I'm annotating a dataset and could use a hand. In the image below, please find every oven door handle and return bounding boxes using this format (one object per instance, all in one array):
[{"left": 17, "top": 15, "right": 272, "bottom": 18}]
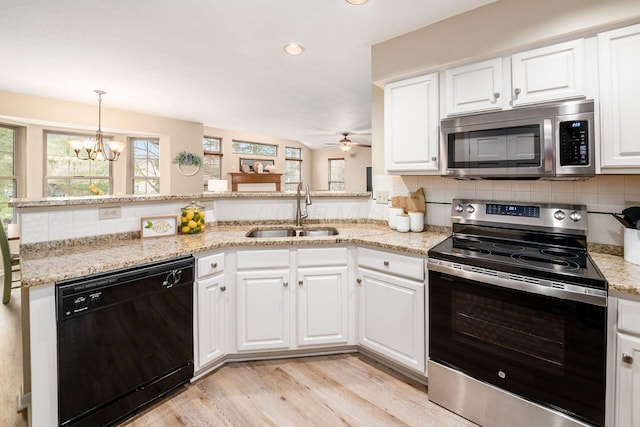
[{"left": 427, "top": 259, "right": 607, "bottom": 307}]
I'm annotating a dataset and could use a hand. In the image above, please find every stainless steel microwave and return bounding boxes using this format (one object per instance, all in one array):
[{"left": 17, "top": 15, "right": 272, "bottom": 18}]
[{"left": 440, "top": 100, "right": 595, "bottom": 179}]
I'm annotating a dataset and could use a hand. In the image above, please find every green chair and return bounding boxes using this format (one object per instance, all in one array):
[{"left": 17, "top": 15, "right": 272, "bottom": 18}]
[{"left": 1, "top": 225, "right": 19, "bottom": 304}]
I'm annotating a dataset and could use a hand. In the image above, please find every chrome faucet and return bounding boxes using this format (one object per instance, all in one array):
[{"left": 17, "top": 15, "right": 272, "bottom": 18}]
[{"left": 295, "top": 181, "right": 312, "bottom": 226}]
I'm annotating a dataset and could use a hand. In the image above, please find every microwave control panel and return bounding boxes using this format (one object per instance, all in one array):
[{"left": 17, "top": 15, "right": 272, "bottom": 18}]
[{"left": 559, "top": 120, "right": 589, "bottom": 166}]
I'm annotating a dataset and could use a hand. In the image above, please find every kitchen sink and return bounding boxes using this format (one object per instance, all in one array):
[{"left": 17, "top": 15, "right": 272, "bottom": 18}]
[
  {"left": 245, "top": 228, "right": 297, "bottom": 238},
  {"left": 245, "top": 227, "right": 339, "bottom": 238},
  {"left": 298, "top": 227, "right": 339, "bottom": 237}
]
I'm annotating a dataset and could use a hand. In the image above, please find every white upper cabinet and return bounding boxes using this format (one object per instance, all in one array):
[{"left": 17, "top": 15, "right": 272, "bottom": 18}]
[
  {"left": 511, "top": 39, "right": 586, "bottom": 106},
  {"left": 445, "top": 58, "right": 504, "bottom": 115},
  {"left": 384, "top": 72, "right": 440, "bottom": 174},
  {"left": 598, "top": 24, "right": 640, "bottom": 170},
  {"left": 444, "top": 39, "right": 586, "bottom": 116}
]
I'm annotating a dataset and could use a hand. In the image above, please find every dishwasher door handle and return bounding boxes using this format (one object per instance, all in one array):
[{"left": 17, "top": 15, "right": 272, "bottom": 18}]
[{"left": 163, "top": 269, "right": 183, "bottom": 288}]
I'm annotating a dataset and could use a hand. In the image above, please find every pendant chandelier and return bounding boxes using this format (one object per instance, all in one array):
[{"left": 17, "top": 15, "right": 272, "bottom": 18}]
[{"left": 70, "top": 90, "right": 124, "bottom": 161}]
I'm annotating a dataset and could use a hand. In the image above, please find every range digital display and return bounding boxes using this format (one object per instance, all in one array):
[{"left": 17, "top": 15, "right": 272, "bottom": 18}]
[{"left": 486, "top": 203, "right": 540, "bottom": 218}]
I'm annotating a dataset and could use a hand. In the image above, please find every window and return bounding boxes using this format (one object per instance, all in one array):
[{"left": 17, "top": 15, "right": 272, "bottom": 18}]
[
  {"left": 131, "top": 138, "right": 160, "bottom": 194},
  {"left": 0, "top": 125, "right": 18, "bottom": 224},
  {"left": 284, "top": 147, "right": 302, "bottom": 192},
  {"left": 329, "top": 158, "right": 345, "bottom": 191},
  {"left": 231, "top": 140, "right": 277, "bottom": 157},
  {"left": 45, "top": 131, "right": 111, "bottom": 197},
  {"left": 203, "top": 136, "right": 222, "bottom": 189}
]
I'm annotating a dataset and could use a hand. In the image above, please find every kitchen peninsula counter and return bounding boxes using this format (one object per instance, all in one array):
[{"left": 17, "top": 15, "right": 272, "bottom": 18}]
[{"left": 18, "top": 222, "right": 640, "bottom": 299}]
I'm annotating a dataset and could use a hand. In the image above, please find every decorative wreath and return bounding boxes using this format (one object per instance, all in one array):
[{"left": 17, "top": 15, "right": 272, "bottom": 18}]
[{"left": 173, "top": 151, "right": 203, "bottom": 176}]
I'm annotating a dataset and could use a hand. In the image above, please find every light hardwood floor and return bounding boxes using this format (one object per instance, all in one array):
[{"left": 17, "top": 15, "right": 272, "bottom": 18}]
[
  {"left": 1, "top": 285, "right": 472, "bottom": 426},
  {"left": 0, "top": 287, "right": 28, "bottom": 427},
  {"left": 126, "top": 355, "right": 474, "bottom": 427}
]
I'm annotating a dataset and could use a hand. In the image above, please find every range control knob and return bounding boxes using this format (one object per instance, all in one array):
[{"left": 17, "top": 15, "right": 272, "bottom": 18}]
[
  {"left": 455, "top": 203, "right": 464, "bottom": 213},
  {"left": 569, "top": 211, "right": 582, "bottom": 222},
  {"left": 466, "top": 205, "right": 476, "bottom": 214},
  {"left": 554, "top": 210, "right": 566, "bottom": 221}
]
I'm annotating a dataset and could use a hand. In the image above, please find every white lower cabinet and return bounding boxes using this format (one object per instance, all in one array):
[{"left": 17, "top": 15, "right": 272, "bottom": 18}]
[
  {"left": 616, "top": 333, "right": 640, "bottom": 427},
  {"left": 357, "top": 267, "right": 425, "bottom": 373},
  {"left": 236, "top": 268, "right": 291, "bottom": 352},
  {"left": 196, "top": 273, "right": 227, "bottom": 370},
  {"left": 297, "top": 265, "right": 349, "bottom": 347},
  {"left": 615, "top": 298, "right": 640, "bottom": 427}
]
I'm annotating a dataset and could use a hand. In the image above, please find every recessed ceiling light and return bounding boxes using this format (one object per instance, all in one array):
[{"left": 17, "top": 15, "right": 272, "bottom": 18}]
[
  {"left": 284, "top": 44, "right": 304, "bottom": 55},
  {"left": 346, "top": 0, "right": 368, "bottom": 4}
]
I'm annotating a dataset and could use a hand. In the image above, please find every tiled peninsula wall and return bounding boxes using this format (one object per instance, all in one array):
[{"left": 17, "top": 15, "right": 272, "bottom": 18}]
[
  {"left": 371, "top": 175, "right": 640, "bottom": 246},
  {"left": 16, "top": 195, "right": 372, "bottom": 244}
]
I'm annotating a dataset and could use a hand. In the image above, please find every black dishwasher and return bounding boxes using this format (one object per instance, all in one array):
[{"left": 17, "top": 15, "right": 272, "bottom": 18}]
[{"left": 56, "top": 256, "right": 194, "bottom": 426}]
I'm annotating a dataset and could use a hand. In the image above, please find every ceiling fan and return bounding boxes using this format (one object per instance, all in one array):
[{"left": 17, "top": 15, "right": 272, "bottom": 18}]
[{"left": 324, "top": 132, "right": 371, "bottom": 152}]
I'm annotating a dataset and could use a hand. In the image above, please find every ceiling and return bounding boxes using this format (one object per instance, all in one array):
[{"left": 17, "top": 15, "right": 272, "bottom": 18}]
[{"left": 0, "top": 0, "right": 494, "bottom": 149}]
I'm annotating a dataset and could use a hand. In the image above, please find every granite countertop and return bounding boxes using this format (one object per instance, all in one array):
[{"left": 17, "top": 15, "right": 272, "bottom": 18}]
[
  {"left": 9, "top": 191, "right": 371, "bottom": 208},
  {"left": 591, "top": 252, "right": 640, "bottom": 298},
  {"left": 19, "top": 223, "right": 448, "bottom": 287},
  {"left": 19, "top": 222, "right": 640, "bottom": 299}
]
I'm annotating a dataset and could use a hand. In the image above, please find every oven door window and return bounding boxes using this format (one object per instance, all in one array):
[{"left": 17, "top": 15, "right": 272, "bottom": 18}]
[
  {"left": 429, "top": 271, "right": 606, "bottom": 426},
  {"left": 447, "top": 125, "right": 541, "bottom": 169}
]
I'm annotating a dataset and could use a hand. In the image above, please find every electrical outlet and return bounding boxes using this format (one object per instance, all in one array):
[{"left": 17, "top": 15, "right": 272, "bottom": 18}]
[
  {"left": 376, "top": 191, "right": 389, "bottom": 204},
  {"left": 202, "top": 201, "right": 214, "bottom": 210},
  {"left": 99, "top": 206, "right": 122, "bottom": 220}
]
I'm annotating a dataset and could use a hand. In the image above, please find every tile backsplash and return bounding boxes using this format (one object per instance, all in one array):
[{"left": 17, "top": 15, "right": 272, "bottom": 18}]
[{"left": 372, "top": 174, "right": 640, "bottom": 245}]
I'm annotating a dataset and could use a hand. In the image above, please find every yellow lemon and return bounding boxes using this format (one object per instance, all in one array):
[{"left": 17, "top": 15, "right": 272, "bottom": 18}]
[
  {"left": 184, "top": 210, "right": 195, "bottom": 220},
  {"left": 188, "top": 220, "right": 198, "bottom": 229},
  {"left": 181, "top": 226, "right": 190, "bottom": 233}
]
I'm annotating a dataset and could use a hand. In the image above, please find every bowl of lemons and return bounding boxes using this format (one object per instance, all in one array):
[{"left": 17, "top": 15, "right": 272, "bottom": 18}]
[{"left": 179, "top": 201, "right": 205, "bottom": 234}]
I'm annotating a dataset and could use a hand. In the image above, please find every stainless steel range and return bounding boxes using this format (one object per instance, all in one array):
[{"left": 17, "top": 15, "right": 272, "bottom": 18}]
[{"left": 427, "top": 199, "right": 607, "bottom": 427}]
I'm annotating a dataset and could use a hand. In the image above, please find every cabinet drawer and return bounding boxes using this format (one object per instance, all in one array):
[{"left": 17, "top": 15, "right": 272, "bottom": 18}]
[
  {"left": 197, "top": 253, "right": 225, "bottom": 279},
  {"left": 297, "top": 247, "right": 347, "bottom": 267},
  {"left": 358, "top": 247, "right": 424, "bottom": 281},
  {"left": 237, "top": 249, "right": 290, "bottom": 269},
  {"left": 618, "top": 299, "right": 640, "bottom": 335}
]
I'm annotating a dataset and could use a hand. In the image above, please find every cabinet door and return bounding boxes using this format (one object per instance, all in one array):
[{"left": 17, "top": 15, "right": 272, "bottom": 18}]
[
  {"left": 444, "top": 57, "right": 504, "bottom": 115},
  {"left": 384, "top": 73, "right": 439, "bottom": 174},
  {"left": 358, "top": 268, "right": 425, "bottom": 373},
  {"left": 196, "top": 274, "right": 227, "bottom": 370},
  {"left": 616, "top": 333, "right": 640, "bottom": 427},
  {"left": 599, "top": 24, "right": 640, "bottom": 169},
  {"left": 236, "top": 269, "right": 290, "bottom": 351},
  {"left": 511, "top": 39, "right": 585, "bottom": 106},
  {"left": 297, "top": 266, "right": 349, "bottom": 347}
]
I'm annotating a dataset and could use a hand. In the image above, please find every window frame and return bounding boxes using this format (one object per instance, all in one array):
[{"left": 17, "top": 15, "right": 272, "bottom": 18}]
[
  {"left": 0, "top": 123, "right": 21, "bottom": 225},
  {"left": 129, "top": 137, "right": 160, "bottom": 195},
  {"left": 284, "top": 146, "right": 302, "bottom": 192},
  {"left": 43, "top": 130, "right": 114, "bottom": 197},
  {"left": 328, "top": 157, "right": 345, "bottom": 191},
  {"left": 231, "top": 140, "right": 278, "bottom": 157},
  {"left": 203, "top": 136, "right": 223, "bottom": 189}
]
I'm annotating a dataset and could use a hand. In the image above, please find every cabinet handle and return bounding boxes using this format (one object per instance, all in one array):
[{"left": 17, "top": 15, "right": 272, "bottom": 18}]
[
  {"left": 283, "top": 282, "right": 288, "bottom": 287},
  {"left": 220, "top": 285, "right": 226, "bottom": 292},
  {"left": 383, "top": 261, "right": 390, "bottom": 267},
  {"left": 211, "top": 262, "right": 218, "bottom": 269},
  {"left": 356, "top": 278, "right": 362, "bottom": 285},
  {"left": 493, "top": 91, "right": 500, "bottom": 99},
  {"left": 298, "top": 280, "right": 303, "bottom": 286},
  {"left": 514, "top": 88, "right": 521, "bottom": 96},
  {"left": 622, "top": 353, "right": 634, "bottom": 364}
]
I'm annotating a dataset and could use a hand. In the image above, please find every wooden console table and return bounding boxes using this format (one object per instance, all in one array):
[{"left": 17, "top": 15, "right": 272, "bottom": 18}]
[{"left": 229, "top": 173, "right": 283, "bottom": 191}]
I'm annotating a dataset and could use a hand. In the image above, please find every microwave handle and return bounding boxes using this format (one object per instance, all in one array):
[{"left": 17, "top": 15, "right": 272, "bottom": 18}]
[{"left": 543, "top": 118, "right": 554, "bottom": 173}]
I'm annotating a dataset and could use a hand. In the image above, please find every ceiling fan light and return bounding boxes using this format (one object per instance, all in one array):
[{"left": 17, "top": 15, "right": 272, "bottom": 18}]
[{"left": 339, "top": 144, "right": 352, "bottom": 152}]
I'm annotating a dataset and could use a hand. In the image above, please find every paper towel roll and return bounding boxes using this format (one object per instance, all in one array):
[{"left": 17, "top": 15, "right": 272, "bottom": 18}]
[{"left": 208, "top": 179, "right": 228, "bottom": 192}]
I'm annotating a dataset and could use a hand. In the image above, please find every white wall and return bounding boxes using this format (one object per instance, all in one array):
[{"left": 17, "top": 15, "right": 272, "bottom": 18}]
[{"left": 310, "top": 147, "right": 372, "bottom": 192}]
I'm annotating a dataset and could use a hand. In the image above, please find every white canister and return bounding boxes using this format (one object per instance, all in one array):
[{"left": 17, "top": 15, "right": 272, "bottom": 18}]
[
  {"left": 624, "top": 228, "right": 640, "bottom": 265},
  {"left": 388, "top": 207, "right": 405, "bottom": 229},
  {"left": 396, "top": 214, "right": 411, "bottom": 233},
  {"left": 409, "top": 211, "right": 424, "bottom": 232}
]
